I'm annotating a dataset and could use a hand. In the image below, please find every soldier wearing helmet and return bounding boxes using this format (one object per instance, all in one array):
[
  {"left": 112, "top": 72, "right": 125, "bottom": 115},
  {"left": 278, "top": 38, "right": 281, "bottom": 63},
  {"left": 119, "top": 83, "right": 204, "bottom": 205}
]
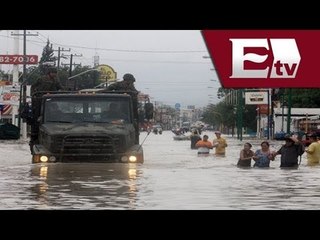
[
  {"left": 31, "top": 66, "right": 63, "bottom": 94},
  {"left": 106, "top": 73, "right": 138, "bottom": 92},
  {"left": 106, "top": 73, "right": 140, "bottom": 144},
  {"left": 106, "top": 73, "right": 139, "bottom": 115}
]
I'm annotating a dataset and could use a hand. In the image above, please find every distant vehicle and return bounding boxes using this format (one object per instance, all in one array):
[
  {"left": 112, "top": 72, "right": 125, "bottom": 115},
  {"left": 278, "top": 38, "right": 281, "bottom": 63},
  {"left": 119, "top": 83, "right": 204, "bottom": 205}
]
[
  {"left": 274, "top": 131, "right": 286, "bottom": 140},
  {"left": 152, "top": 124, "right": 162, "bottom": 134},
  {"left": 203, "top": 125, "right": 214, "bottom": 131},
  {"left": 182, "top": 122, "right": 190, "bottom": 132},
  {"left": 173, "top": 135, "right": 189, "bottom": 141},
  {"left": 0, "top": 122, "right": 20, "bottom": 140}
]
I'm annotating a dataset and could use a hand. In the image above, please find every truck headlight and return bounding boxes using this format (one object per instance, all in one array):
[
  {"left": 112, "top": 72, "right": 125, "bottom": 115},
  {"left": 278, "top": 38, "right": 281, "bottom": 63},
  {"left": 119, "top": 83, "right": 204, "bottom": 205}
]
[
  {"left": 121, "top": 156, "right": 128, "bottom": 162},
  {"left": 129, "top": 156, "right": 137, "bottom": 162},
  {"left": 40, "top": 156, "right": 48, "bottom": 163}
]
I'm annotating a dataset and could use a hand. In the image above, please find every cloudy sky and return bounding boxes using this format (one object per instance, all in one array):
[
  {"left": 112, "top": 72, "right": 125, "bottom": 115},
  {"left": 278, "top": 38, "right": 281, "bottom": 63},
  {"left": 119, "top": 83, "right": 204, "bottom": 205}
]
[{"left": 0, "top": 30, "right": 220, "bottom": 108}]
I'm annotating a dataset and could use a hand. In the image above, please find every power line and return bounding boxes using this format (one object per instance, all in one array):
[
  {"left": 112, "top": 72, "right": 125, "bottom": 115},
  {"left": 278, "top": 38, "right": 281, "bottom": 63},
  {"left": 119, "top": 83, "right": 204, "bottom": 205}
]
[
  {"left": 37, "top": 32, "right": 50, "bottom": 42},
  {"left": 0, "top": 34, "right": 206, "bottom": 54},
  {"left": 51, "top": 43, "right": 207, "bottom": 53},
  {"left": 76, "top": 56, "right": 212, "bottom": 64}
]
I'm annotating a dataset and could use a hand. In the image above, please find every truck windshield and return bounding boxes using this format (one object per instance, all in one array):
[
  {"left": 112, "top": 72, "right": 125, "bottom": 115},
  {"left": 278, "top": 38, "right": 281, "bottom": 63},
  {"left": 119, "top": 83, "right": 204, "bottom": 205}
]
[{"left": 44, "top": 97, "right": 131, "bottom": 123}]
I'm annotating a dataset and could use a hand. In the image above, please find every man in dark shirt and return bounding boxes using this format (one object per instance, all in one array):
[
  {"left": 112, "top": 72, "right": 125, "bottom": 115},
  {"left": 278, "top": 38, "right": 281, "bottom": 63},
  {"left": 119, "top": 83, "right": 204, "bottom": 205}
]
[
  {"left": 273, "top": 134, "right": 305, "bottom": 168},
  {"left": 190, "top": 129, "right": 202, "bottom": 149}
]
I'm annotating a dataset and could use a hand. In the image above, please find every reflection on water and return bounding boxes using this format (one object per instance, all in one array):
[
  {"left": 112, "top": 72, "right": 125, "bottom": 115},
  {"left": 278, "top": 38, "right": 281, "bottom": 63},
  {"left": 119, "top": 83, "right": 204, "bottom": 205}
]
[
  {"left": 2, "top": 131, "right": 320, "bottom": 209},
  {"left": 29, "top": 163, "right": 142, "bottom": 209}
]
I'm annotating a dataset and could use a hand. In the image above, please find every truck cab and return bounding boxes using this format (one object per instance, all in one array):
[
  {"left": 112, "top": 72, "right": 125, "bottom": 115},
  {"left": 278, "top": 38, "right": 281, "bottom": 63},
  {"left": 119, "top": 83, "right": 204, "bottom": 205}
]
[{"left": 27, "top": 90, "right": 153, "bottom": 164}]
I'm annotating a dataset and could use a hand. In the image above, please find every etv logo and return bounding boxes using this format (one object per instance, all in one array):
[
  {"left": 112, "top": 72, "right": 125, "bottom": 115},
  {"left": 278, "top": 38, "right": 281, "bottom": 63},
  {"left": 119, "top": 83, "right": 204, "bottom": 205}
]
[{"left": 230, "top": 39, "right": 301, "bottom": 78}]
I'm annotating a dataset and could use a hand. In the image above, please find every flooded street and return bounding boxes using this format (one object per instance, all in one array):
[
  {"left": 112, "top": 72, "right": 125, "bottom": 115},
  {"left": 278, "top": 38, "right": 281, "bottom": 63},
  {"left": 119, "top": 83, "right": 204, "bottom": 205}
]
[{"left": 1, "top": 130, "right": 320, "bottom": 209}]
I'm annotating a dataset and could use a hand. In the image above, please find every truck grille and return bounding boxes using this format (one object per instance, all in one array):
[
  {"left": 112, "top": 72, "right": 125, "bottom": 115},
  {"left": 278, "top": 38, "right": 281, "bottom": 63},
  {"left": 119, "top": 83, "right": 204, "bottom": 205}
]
[{"left": 51, "top": 134, "right": 125, "bottom": 154}]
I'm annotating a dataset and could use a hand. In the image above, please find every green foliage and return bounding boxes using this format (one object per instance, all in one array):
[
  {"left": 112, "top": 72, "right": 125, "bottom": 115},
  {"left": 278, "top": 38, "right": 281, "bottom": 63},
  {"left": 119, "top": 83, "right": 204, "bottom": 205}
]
[
  {"left": 286, "top": 89, "right": 320, "bottom": 108},
  {"left": 57, "top": 66, "right": 69, "bottom": 89},
  {"left": 26, "top": 66, "right": 41, "bottom": 85},
  {"left": 271, "top": 88, "right": 285, "bottom": 101},
  {"left": 39, "top": 40, "right": 57, "bottom": 75},
  {"left": 242, "top": 105, "right": 257, "bottom": 132},
  {"left": 202, "top": 99, "right": 257, "bottom": 132},
  {"left": 71, "top": 65, "right": 100, "bottom": 90},
  {"left": 217, "top": 87, "right": 232, "bottom": 99},
  {"left": 202, "top": 102, "right": 236, "bottom": 129},
  {"left": 26, "top": 38, "right": 100, "bottom": 90}
]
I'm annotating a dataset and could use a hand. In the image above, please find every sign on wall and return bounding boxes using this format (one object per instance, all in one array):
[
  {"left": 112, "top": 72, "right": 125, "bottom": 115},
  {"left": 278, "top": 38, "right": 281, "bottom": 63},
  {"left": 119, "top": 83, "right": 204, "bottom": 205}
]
[
  {"left": 0, "top": 55, "right": 38, "bottom": 64},
  {"left": 245, "top": 92, "right": 268, "bottom": 105}
]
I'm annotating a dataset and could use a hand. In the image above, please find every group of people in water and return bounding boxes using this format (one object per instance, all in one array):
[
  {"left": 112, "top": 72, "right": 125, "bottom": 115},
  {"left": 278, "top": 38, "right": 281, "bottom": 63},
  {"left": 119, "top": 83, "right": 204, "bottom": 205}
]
[
  {"left": 191, "top": 130, "right": 320, "bottom": 168},
  {"left": 238, "top": 133, "right": 320, "bottom": 168},
  {"left": 191, "top": 130, "right": 228, "bottom": 156}
]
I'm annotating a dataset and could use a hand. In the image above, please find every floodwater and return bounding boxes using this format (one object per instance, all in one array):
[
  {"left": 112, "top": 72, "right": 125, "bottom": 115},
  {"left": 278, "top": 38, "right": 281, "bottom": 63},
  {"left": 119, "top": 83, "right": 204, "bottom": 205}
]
[{"left": 1, "top": 130, "right": 320, "bottom": 209}]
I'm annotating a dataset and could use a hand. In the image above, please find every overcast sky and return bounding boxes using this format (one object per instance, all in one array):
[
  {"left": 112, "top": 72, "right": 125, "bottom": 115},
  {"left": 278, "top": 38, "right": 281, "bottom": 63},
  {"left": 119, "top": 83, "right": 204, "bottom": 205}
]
[{"left": 0, "top": 30, "right": 220, "bottom": 108}]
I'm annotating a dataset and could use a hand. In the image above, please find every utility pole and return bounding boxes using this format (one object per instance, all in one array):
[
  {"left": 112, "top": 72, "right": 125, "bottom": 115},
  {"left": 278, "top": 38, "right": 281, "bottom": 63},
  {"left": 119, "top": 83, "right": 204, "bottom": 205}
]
[
  {"left": 281, "top": 94, "right": 284, "bottom": 131},
  {"left": 53, "top": 47, "right": 71, "bottom": 71},
  {"left": 287, "top": 88, "right": 292, "bottom": 134},
  {"left": 270, "top": 89, "right": 274, "bottom": 139},
  {"left": 236, "top": 89, "right": 244, "bottom": 141},
  {"left": 61, "top": 53, "right": 82, "bottom": 77},
  {"left": 267, "top": 88, "right": 270, "bottom": 140},
  {"left": 12, "top": 30, "right": 19, "bottom": 85},
  {"left": 10, "top": 30, "right": 19, "bottom": 127},
  {"left": 69, "top": 54, "right": 73, "bottom": 77},
  {"left": 61, "top": 53, "right": 82, "bottom": 90},
  {"left": 11, "top": 30, "right": 38, "bottom": 139}
]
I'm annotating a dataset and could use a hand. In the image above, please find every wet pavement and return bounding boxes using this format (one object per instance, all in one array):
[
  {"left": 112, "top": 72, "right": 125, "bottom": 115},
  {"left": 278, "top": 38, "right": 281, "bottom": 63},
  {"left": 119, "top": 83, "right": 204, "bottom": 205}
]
[{"left": 1, "top": 131, "right": 320, "bottom": 209}]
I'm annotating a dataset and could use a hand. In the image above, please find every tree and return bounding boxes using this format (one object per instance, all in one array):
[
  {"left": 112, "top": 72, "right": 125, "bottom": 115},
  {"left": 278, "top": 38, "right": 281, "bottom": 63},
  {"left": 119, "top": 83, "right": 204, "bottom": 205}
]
[
  {"left": 69, "top": 65, "right": 100, "bottom": 90},
  {"left": 26, "top": 66, "right": 41, "bottom": 85},
  {"left": 288, "top": 89, "right": 320, "bottom": 108},
  {"left": 217, "top": 87, "right": 231, "bottom": 99},
  {"left": 39, "top": 40, "right": 57, "bottom": 75},
  {"left": 202, "top": 102, "right": 235, "bottom": 132},
  {"left": 202, "top": 100, "right": 256, "bottom": 134},
  {"left": 272, "top": 89, "right": 320, "bottom": 108},
  {"left": 242, "top": 105, "right": 257, "bottom": 133}
]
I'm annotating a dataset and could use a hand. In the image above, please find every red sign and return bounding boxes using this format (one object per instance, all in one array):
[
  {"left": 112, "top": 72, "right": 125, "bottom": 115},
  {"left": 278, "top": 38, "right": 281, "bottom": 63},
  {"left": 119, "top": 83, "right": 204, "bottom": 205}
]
[
  {"left": 0, "top": 55, "right": 38, "bottom": 64},
  {"left": 257, "top": 104, "right": 269, "bottom": 115},
  {"left": 202, "top": 30, "right": 320, "bottom": 88}
]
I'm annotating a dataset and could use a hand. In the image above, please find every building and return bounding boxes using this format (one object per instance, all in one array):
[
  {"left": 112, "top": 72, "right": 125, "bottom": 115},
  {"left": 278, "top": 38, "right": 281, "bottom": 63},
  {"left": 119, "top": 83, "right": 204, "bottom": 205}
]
[{"left": 273, "top": 107, "right": 320, "bottom": 133}]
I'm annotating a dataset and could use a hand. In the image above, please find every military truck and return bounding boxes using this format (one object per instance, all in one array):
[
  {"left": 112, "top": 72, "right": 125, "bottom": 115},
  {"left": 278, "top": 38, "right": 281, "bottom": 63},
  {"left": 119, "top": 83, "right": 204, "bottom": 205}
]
[{"left": 25, "top": 89, "right": 153, "bottom": 164}]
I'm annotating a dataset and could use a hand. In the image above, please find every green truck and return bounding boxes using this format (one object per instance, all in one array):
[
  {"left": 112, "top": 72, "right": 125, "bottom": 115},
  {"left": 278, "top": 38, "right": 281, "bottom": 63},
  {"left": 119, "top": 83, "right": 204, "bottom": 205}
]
[{"left": 25, "top": 89, "right": 153, "bottom": 164}]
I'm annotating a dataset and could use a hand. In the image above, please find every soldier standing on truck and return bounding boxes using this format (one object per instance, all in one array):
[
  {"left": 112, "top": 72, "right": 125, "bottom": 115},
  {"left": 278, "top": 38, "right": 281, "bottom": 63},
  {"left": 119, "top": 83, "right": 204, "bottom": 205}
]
[
  {"left": 106, "top": 73, "right": 138, "bottom": 92},
  {"left": 31, "top": 66, "right": 63, "bottom": 94},
  {"left": 106, "top": 73, "right": 140, "bottom": 144}
]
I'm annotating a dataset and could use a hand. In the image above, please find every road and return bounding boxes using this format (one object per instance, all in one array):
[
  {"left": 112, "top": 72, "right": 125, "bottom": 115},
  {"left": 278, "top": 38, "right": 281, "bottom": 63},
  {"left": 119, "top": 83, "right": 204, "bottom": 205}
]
[{"left": 0, "top": 131, "right": 320, "bottom": 209}]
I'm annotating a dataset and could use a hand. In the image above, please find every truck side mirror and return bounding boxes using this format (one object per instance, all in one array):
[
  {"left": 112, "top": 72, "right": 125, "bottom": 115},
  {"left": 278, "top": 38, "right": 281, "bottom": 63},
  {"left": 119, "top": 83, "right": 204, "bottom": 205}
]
[{"left": 144, "top": 103, "right": 154, "bottom": 120}]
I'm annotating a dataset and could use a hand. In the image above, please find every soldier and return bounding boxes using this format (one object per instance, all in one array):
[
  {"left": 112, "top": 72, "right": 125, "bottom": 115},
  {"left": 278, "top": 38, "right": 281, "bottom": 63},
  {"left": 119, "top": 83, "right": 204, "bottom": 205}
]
[
  {"left": 31, "top": 66, "right": 63, "bottom": 94},
  {"left": 106, "top": 73, "right": 140, "bottom": 144},
  {"left": 106, "top": 73, "right": 138, "bottom": 92}
]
